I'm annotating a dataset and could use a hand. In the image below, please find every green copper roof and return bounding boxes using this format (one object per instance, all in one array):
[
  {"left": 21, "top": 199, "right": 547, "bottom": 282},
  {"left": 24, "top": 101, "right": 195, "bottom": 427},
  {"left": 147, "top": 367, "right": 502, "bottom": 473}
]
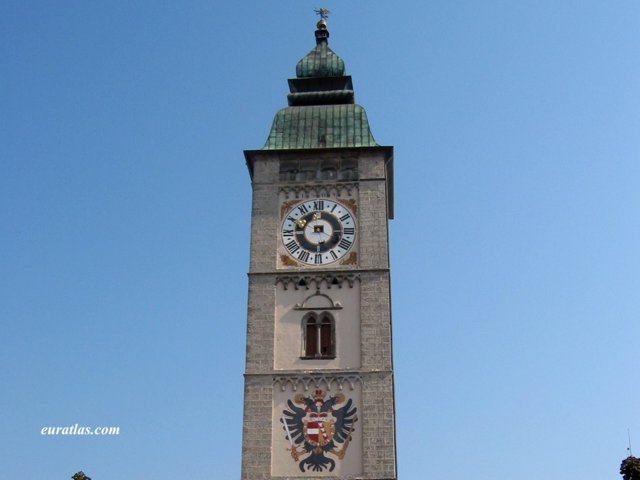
[
  {"left": 262, "top": 21, "right": 378, "bottom": 150},
  {"left": 296, "top": 36, "right": 345, "bottom": 78},
  {"left": 263, "top": 104, "right": 377, "bottom": 150}
]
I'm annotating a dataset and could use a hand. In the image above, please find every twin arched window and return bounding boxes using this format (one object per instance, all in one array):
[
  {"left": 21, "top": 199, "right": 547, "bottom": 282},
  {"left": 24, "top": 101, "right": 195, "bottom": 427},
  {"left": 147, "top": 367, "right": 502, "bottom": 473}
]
[{"left": 302, "top": 313, "right": 335, "bottom": 359}]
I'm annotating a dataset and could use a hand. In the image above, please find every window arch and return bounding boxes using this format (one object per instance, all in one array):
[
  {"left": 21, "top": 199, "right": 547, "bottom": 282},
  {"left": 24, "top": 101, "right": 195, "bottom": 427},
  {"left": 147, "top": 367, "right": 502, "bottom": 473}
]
[{"left": 302, "top": 312, "right": 335, "bottom": 359}]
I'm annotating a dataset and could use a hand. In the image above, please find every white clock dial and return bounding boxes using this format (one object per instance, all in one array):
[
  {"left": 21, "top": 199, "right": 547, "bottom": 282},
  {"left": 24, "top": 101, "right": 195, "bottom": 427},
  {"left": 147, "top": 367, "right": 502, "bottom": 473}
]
[{"left": 281, "top": 198, "right": 356, "bottom": 266}]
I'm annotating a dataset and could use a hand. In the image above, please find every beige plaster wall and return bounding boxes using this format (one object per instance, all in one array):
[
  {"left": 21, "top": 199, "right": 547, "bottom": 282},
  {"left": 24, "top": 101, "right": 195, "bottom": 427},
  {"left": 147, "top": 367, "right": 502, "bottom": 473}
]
[
  {"left": 271, "top": 380, "right": 363, "bottom": 477},
  {"left": 274, "top": 280, "right": 361, "bottom": 370}
]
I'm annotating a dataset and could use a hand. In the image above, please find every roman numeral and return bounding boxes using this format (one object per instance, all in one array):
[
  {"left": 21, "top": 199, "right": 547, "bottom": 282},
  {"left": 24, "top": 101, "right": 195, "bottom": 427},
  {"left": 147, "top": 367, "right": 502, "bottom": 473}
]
[
  {"left": 313, "top": 200, "right": 324, "bottom": 211},
  {"left": 285, "top": 240, "right": 299, "bottom": 254},
  {"left": 298, "top": 250, "right": 310, "bottom": 262},
  {"left": 339, "top": 213, "right": 351, "bottom": 222},
  {"left": 282, "top": 229, "right": 294, "bottom": 237},
  {"left": 314, "top": 254, "right": 323, "bottom": 265},
  {"left": 343, "top": 227, "right": 355, "bottom": 235},
  {"left": 297, "top": 204, "right": 309, "bottom": 215},
  {"left": 338, "top": 238, "right": 352, "bottom": 250},
  {"left": 330, "top": 203, "right": 338, "bottom": 213},
  {"left": 330, "top": 251, "right": 338, "bottom": 260}
]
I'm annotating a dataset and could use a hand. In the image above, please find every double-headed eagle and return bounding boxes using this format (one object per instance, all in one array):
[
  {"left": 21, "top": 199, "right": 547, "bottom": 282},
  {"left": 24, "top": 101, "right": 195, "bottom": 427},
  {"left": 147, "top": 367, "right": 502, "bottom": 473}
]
[{"left": 281, "top": 389, "right": 358, "bottom": 472}]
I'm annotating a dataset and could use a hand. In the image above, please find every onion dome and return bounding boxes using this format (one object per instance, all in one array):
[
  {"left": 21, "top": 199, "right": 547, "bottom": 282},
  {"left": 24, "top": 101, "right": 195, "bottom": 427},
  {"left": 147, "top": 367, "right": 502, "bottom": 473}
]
[
  {"left": 295, "top": 20, "right": 345, "bottom": 78},
  {"left": 262, "top": 18, "right": 378, "bottom": 150}
]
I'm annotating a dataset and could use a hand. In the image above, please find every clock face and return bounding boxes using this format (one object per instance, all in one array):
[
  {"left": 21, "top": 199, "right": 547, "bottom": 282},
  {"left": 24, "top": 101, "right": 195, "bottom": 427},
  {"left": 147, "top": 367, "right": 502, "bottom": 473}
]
[{"left": 281, "top": 198, "right": 356, "bottom": 266}]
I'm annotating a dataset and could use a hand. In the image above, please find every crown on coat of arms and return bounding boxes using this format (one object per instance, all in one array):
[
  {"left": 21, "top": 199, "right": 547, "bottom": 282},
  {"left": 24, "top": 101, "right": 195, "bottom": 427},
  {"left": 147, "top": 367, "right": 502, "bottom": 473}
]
[{"left": 313, "top": 389, "right": 326, "bottom": 402}]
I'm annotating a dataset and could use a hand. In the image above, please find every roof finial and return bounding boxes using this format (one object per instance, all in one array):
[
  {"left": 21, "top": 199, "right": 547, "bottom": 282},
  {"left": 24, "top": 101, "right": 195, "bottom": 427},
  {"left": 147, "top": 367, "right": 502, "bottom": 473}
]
[{"left": 314, "top": 8, "right": 330, "bottom": 30}]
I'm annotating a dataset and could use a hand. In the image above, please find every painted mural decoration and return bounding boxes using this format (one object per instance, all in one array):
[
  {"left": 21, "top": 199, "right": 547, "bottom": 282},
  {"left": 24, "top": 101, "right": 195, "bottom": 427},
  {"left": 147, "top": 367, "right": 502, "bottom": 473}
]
[{"left": 281, "top": 389, "right": 358, "bottom": 473}]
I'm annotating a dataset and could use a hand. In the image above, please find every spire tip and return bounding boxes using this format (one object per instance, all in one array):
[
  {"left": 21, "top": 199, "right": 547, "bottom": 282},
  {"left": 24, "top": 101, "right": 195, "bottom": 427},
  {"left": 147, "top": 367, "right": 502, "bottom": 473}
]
[{"left": 314, "top": 8, "right": 330, "bottom": 29}]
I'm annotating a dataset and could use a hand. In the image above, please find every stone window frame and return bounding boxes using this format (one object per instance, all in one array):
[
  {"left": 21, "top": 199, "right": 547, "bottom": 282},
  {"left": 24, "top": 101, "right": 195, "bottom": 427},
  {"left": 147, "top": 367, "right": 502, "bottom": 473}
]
[
  {"left": 301, "top": 311, "right": 336, "bottom": 359},
  {"left": 279, "top": 158, "right": 358, "bottom": 182}
]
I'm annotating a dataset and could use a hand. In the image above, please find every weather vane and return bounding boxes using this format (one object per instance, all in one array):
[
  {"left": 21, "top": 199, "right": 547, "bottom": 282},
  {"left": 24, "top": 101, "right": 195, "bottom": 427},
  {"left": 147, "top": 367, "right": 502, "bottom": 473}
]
[{"left": 314, "top": 8, "right": 330, "bottom": 21}]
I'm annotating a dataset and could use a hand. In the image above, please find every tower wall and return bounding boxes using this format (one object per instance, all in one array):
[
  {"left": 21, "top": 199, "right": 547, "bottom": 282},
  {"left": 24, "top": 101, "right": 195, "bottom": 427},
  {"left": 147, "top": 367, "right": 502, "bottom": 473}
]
[{"left": 240, "top": 22, "right": 396, "bottom": 480}]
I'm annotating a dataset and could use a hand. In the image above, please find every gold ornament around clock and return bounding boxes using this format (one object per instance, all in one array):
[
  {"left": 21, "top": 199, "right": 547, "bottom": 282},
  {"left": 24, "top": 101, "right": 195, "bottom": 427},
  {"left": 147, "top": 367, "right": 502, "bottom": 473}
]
[{"left": 280, "top": 198, "right": 356, "bottom": 266}]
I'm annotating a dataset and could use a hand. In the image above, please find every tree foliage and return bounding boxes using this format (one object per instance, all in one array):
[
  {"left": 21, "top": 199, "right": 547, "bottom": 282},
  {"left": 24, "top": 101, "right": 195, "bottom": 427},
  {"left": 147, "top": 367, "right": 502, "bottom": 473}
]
[
  {"left": 621, "top": 456, "right": 640, "bottom": 480},
  {"left": 71, "top": 472, "right": 91, "bottom": 480}
]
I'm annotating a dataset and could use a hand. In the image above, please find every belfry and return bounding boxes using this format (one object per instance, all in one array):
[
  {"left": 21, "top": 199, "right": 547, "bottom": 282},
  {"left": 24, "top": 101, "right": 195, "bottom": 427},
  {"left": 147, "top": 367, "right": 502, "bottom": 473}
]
[{"left": 241, "top": 12, "right": 397, "bottom": 479}]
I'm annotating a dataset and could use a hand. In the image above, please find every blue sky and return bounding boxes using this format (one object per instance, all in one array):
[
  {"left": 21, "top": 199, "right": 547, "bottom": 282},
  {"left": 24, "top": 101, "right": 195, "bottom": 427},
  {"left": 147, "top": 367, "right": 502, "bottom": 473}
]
[{"left": 1, "top": 1, "right": 639, "bottom": 479}]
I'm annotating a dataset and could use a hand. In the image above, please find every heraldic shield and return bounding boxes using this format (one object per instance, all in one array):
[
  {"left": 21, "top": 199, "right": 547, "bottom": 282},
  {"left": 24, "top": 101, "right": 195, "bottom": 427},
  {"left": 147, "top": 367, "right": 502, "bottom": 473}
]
[{"left": 281, "top": 388, "right": 358, "bottom": 472}]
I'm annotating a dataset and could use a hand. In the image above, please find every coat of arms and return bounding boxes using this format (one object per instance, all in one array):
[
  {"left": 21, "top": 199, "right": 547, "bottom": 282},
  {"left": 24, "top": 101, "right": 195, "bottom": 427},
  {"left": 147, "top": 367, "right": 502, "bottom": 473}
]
[{"left": 281, "top": 389, "right": 358, "bottom": 472}]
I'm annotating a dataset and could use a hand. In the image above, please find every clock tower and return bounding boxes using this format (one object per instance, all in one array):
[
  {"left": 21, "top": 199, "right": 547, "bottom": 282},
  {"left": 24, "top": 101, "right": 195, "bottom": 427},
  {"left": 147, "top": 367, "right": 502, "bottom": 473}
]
[{"left": 241, "top": 15, "right": 397, "bottom": 479}]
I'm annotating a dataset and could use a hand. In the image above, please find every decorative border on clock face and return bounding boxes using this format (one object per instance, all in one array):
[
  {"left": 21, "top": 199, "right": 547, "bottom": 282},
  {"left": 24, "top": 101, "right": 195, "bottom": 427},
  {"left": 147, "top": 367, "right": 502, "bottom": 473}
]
[{"left": 280, "top": 198, "right": 357, "bottom": 267}]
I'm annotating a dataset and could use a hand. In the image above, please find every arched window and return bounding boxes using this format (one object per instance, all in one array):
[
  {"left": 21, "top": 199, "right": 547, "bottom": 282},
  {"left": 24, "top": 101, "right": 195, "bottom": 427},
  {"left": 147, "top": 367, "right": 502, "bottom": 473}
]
[
  {"left": 302, "top": 313, "right": 335, "bottom": 359},
  {"left": 321, "top": 166, "right": 337, "bottom": 180}
]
